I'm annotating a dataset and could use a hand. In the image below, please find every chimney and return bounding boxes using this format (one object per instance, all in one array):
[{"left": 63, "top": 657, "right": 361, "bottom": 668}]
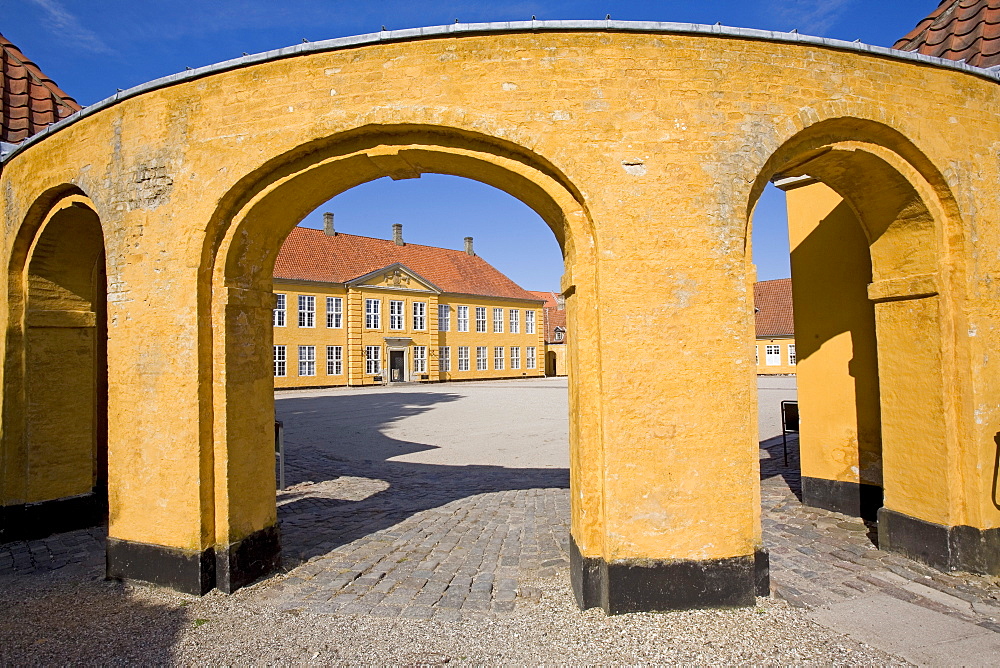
[
  {"left": 464, "top": 236, "right": 475, "bottom": 256},
  {"left": 393, "top": 223, "right": 404, "bottom": 246},
  {"left": 323, "top": 211, "right": 336, "bottom": 236}
]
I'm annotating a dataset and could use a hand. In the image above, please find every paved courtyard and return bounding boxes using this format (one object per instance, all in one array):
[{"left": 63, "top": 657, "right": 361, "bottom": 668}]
[{"left": 3, "top": 376, "right": 1000, "bottom": 663}]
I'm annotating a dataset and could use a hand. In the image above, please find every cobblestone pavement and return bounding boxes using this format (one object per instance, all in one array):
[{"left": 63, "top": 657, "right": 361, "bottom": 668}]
[
  {"left": 2, "top": 379, "right": 999, "bottom": 639},
  {"left": 267, "top": 454, "right": 569, "bottom": 619},
  {"left": 761, "top": 434, "right": 1000, "bottom": 634}
]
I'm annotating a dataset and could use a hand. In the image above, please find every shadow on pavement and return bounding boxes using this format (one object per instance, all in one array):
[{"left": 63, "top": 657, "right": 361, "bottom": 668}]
[
  {"left": 274, "top": 390, "right": 569, "bottom": 567},
  {"left": 759, "top": 433, "right": 802, "bottom": 502}
]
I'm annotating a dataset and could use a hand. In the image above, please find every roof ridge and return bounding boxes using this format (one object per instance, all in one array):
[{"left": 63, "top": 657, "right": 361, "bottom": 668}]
[
  {"left": 276, "top": 226, "right": 539, "bottom": 301},
  {"left": 294, "top": 225, "right": 471, "bottom": 255}
]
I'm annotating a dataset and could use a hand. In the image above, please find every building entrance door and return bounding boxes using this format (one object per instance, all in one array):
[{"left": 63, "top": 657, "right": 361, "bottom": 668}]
[{"left": 389, "top": 350, "right": 405, "bottom": 382}]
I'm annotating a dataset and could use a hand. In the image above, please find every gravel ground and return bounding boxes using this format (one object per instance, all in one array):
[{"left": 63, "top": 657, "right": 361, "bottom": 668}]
[{"left": 1, "top": 560, "right": 905, "bottom": 665}]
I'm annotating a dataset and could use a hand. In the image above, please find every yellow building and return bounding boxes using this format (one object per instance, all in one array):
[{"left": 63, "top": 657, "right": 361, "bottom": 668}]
[
  {"left": 529, "top": 290, "right": 568, "bottom": 377},
  {"left": 272, "top": 219, "right": 546, "bottom": 388},
  {"left": 754, "top": 279, "right": 796, "bottom": 375}
]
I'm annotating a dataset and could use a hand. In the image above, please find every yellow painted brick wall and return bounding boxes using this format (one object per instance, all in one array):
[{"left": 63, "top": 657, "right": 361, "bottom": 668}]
[{"left": 0, "top": 28, "right": 996, "bottom": 565}]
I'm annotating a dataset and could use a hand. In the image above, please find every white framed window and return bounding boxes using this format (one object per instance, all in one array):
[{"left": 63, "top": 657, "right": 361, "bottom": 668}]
[
  {"left": 298, "top": 345, "right": 316, "bottom": 376},
  {"left": 525, "top": 310, "right": 536, "bottom": 334},
  {"left": 413, "top": 346, "right": 427, "bottom": 373},
  {"left": 788, "top": 344, "right": 797, "bottom": 365},
  {"left": 365, "top": 298, "right": 381, "bottom": 329},
  {"left": 439, "top": 346, "right": 451, "bottom": 372},
  {"left": 438, "top": 304, "right": 450, "bottom": 331},
  {"left": 476, "top": 346, "right": 488, "bottom": 371},
  {"left": 327, "top": 346, "right": 343, "bottom": 375},
  {"left": 509, "top": 309, "right": 520, "bottom": 334},
  {"left": 554, "top": 327, "right": 565, "bottom": 342},
  {"left": 274, "top": 345, "right": 286, "bottom": 377},
  {"left": 766, "top": 344, "right": 781, "bottom": 366},
  {"left": 526, "top": 346, "right": 536, "bottom": 369},
  {"left": 458, "top": 346, "right": 470, "bottom": 371},
  {"left": 457, "top": 306, "right": 469, "bottom": 332},
  {"left": 510, "top": 346, "right": 521, "bottom": 369},
  {"left": 298, "top": 295, "right": 315, "bottom": 328},
  {"left": 475, "top": 307, "right": 487, "bottom": 333},
  {"left": 273, "top": 294, "right": 286, "bottom": 327},
  {"left": 365, "top": 346, "right": 381, "bottom": 374},
  {"left": 493, "top": 308, "right": 504, "bottom": 333},
  {"left": 327, "top": 297, "right": 343, "bottom": 328},
  {"left": 494, "top": 346, "right": 504, "bottom": 370},
  {"left": 390, "top": 300, "right": 404, "bottom": 330},
  {"left": 413, "top": 302, "right": 426, "bottom": 330}
]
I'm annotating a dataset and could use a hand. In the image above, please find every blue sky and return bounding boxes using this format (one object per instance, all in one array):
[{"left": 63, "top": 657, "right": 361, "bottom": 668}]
[{"left": 3, "top": 0, "right": 935, "bottom": 289}]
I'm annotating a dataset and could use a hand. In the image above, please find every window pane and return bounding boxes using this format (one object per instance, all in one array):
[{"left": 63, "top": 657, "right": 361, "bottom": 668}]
[
  {"left": 273, "top": 294, "right": 286, "bottom": 327},
  {"left": 274, "top": 345, "right": 286, "bottom": 377},
  {"left": 298, "top": 295, "right": 315, "bottom": 328}
]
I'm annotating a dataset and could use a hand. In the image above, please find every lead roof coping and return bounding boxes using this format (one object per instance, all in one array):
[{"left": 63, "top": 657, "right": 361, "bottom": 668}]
[{"left": 3, "top": 19, "right": 1000, "bottom": 164}]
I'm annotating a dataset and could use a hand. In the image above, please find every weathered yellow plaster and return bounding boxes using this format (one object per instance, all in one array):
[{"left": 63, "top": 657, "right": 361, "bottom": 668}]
[{"left": 0, "top": 30, "right": 995, "bottom": 584}]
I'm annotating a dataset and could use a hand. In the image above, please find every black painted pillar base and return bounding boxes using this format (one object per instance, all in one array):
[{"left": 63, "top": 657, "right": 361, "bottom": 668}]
[
  {"left": 106, "top": 524, "right": 281, "bottom": 596},
  {"left": 878, "top": 508, "right": 1000, "bottom": 575},
  {"left": 570, "top": 535, "right": 769, "bottom": 614},
  {"left": 801, "top": 476, "right": 883, "bottom": 521},
  {"left": 215, "top": 524, "right": 282, "bottom": 594},
  {"left": 0, "top": 491, "right": 106, "bottom": 543}
]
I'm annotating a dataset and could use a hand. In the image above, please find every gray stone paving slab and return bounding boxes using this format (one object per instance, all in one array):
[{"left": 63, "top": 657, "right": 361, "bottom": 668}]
[{"left": 811, "top": 593, "right": 1000, "bottom": 665}]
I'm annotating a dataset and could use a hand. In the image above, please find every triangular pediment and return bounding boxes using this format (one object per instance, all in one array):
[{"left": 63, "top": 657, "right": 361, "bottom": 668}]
[{"left": 347, "top": 263, "right": 441, "bottom": 293}]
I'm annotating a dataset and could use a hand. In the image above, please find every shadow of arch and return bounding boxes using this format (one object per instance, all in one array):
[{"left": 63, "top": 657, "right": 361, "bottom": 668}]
[{"left": 271, "top": 390, "right": 569, "bottom": 566}]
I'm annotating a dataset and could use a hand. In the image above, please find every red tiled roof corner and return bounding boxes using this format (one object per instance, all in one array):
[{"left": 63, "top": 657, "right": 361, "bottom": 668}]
[
  {"left": 0, "top": 32, "right": 81, "bottom": 144},
  {"left": 893, "top": 0, "right": 1000, "bottom": 68}
]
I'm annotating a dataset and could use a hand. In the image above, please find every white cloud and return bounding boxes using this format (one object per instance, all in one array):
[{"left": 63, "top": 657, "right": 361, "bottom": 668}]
[
  {"left": 770, "top": 0, "right": 856, "bottom": 36},
  {"left": 28, "top": 0, "right": 116, "bottom": 55}
]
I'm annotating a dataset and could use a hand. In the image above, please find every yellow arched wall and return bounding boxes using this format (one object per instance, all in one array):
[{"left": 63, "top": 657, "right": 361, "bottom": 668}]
[{"left": 1, "top": 26, "right": 998, "bottom": 602}]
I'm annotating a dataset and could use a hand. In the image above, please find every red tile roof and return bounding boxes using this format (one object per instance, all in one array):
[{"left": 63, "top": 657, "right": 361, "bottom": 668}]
[
  {"left": 1, "top": 32, "right": 81, "bottom": 144},
  {"left": 275, "top": 226, "right": 542, "bottom": 302},
  {"left": 754, "top": 278, "right": 794, "bottom": 338},
  {"left": 894, "top": 0, "right": 1000, "bottom": 68},
  {"left": 528, "top": 290, "right": 567, "bottom": 343}
]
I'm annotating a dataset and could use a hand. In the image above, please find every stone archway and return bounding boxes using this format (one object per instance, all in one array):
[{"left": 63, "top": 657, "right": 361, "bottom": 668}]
[
  {"left": 203, "top": 125, "right": 598, "bottom": 594},
  {"left": 0, "top": 191, "right": 108, "bottom": 541},
  {"left": 748, "top": 118, "right": 981, "bottom": 572}
]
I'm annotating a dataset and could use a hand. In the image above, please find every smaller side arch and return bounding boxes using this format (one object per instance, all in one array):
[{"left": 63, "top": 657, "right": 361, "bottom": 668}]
[
  {"left": 1, "top": 188, "right": 109, "bottom": 542},
  {"left": 746, "top": 117, "right": 990, "bottom": 575}
]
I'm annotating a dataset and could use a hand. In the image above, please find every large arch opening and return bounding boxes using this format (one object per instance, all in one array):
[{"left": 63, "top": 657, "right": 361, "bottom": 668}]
[
  {"left": 1, "top": 192, "right": 108, "bottom": 541},
  {"left": 748, "top": 118, "right": 963, "bottom": 566},
  {"left": 204, "top": 125, "right": 595, "bottom": 594}
]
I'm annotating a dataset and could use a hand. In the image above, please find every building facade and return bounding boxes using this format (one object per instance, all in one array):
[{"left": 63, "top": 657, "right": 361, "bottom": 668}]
[
  {"left": 754, "top": 278, "right": 796, "bottom": 375},
  {"left": 528, "top": 290, "right": 568, "bottom": 377},
  {"left": 272, "top": 221, "right": 546, "bottom": 388}
]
